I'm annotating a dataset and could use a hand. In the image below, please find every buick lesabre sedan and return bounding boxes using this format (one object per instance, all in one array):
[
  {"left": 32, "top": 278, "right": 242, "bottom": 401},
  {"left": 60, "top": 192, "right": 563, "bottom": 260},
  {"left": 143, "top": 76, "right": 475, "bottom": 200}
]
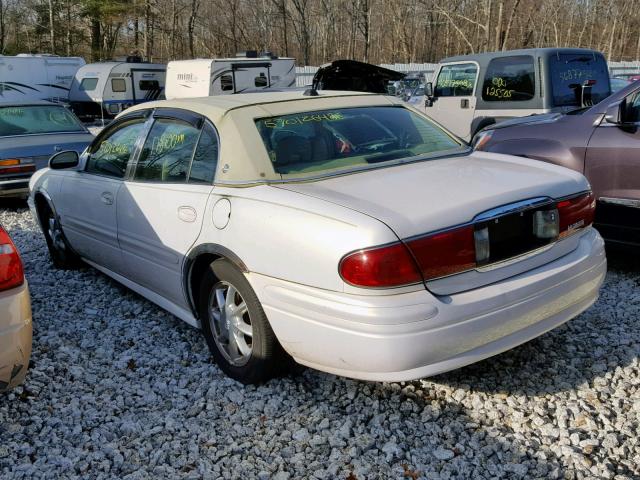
[{"left": 28, "top": 91, "right": 606, "bottom": 384}]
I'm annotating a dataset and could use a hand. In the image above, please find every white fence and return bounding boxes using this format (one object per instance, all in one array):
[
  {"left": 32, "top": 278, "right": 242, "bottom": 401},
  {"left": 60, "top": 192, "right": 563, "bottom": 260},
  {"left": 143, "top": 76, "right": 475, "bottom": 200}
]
[{"left": 296, "top": 61, "right": 640, "bottom": 86}]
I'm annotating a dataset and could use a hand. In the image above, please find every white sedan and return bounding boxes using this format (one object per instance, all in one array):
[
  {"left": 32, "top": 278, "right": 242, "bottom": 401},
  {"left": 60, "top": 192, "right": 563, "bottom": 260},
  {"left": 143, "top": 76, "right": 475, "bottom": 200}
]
[{"left": 29, "top": 91, "right": 606, "bottom": 384}]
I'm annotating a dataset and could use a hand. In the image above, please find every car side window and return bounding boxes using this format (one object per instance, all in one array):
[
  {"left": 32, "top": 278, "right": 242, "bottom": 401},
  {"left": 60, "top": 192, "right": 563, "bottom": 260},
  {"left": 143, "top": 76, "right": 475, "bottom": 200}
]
[
  {"left": 482, "top": 55, "right": 535, "bottom": 102},
  {"left": 434, "top": 63, "right": 477, "bottom": 97},
  {"left": 188, "top": 123, "right": 219, "bottom": 184},
  {"left": 86, "top": 119, "right": 146, "bottom": 179},
  {"left": 133, "top": 118, "right": 200, "bottom": 183}
]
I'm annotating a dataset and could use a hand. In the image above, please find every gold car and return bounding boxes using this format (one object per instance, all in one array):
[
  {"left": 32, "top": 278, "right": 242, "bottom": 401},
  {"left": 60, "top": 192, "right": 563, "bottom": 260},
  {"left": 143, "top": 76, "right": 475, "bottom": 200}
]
[{"left": 0, "top": 224, "right": 31, "bottom": 392}]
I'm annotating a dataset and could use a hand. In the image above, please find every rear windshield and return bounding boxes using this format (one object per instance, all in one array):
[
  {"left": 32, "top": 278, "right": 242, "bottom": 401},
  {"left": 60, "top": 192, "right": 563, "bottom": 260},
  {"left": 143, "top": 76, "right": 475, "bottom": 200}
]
[
  {"left": 0, "top": 105, "right": 85, "bottom": 137},
  {"left": 550, "top": 54, "right": 611, "bottom": 107},
  {"left": 255, "top": 106, "right": 464, "bottom": 178}
]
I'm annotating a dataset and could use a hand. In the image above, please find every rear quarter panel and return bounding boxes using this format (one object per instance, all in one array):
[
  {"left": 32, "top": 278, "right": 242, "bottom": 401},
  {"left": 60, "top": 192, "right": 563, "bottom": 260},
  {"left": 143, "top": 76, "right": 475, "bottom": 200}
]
[{"left": 195, "top": 185, "right": 401, "bottom": 293}]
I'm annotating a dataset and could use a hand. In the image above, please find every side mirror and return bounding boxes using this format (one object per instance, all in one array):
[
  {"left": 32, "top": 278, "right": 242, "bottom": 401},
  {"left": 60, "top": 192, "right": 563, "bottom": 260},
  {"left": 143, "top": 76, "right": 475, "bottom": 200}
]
[
  {"left": 424, "top": 82, "right": 434, "bottom": 98},
  {"left": 49, "top": 150, "right": 79, "bottom": 170},
  {"left": 604, "top": 101, "right": 623, "bottom": 125}
]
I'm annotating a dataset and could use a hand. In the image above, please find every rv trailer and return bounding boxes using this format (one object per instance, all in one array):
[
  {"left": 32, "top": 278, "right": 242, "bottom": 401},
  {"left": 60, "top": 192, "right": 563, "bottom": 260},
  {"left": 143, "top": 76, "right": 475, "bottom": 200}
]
[
  {"left": 0, "top": 54, "right": 85, "bottom": 103},
  {"left": 69, "top": 57, "right": 165, "bottom": 120},
  {"left": 165, "top": 52, "right": 296, "bottom": 100}
]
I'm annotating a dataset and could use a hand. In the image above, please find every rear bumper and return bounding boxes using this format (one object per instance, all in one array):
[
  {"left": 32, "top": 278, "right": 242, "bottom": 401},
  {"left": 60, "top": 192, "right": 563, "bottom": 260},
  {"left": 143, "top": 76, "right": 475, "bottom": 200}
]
[
  {"left": 249, "top": 228, "right": 606, "bottom": 381},
  {"left": 0, "top": 282, "right": 33, "bottom": 392},
  {"left": 0, "top": 178, "right": 30, "bottom": 198}
]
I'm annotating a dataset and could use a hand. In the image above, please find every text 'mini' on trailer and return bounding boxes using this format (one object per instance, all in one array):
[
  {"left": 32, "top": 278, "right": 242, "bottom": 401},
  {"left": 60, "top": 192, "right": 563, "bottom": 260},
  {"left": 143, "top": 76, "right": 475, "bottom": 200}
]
[
  {"left": 165, "top": 51, "right": 296, "bottom": 100},
  {"left": 69, "top": 56, "right": 166, "bottom": 120},
  {"left": 0, "top": 54, "right": 85, "bottom": 103},
  {"left": 421, "top": 48, "right": 611, "bottom": 141}
]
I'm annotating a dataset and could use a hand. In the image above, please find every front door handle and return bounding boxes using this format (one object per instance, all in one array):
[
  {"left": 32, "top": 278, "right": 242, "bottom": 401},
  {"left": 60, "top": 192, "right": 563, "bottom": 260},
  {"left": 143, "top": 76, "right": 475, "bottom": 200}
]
[{"left": 101, "top": 192, "right": 114, "bottom": 205}]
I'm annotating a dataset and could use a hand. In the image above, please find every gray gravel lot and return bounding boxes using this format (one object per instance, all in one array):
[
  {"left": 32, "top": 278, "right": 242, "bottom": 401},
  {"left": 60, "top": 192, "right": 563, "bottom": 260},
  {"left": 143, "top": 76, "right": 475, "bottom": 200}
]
[{"left": 0, "top": 202, "right": 638, "bottom": 480}]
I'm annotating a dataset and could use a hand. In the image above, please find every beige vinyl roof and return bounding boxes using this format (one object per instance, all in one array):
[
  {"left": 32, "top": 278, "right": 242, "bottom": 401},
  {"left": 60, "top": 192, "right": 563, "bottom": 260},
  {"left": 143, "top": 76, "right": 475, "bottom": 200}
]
[
  {"left": 124, "top": 90, "right": 395, "bottom": 123},
  {"left": 123, "top": 91, "right": 409, "bottom": 183}
]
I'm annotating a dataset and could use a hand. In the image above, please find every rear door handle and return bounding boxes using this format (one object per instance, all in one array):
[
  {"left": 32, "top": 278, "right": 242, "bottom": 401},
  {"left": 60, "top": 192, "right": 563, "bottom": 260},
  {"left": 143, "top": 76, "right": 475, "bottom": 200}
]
[{"left": 101, "top": 192, "right": 114, "bottom": 205}]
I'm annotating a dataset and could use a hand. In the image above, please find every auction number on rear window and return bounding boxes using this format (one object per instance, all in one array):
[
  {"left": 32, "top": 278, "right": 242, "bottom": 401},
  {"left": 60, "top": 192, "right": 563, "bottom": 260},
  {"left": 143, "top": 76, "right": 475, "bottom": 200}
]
[
  {"left": 558, "top": 69, "right": 595, "bottom": 82},
  {"left": 263, "top": 112, "right": 344, "bottom": 128}
]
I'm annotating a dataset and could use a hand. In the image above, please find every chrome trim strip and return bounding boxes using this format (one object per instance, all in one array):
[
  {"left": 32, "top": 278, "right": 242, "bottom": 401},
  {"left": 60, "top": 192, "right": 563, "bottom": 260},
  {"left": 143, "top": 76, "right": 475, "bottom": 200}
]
[
  {"left": 474, "top": 196, "right": 553, "bottom": 222},
  {"left": 599, "top": 197, "right": 640, "bottom": 209}
]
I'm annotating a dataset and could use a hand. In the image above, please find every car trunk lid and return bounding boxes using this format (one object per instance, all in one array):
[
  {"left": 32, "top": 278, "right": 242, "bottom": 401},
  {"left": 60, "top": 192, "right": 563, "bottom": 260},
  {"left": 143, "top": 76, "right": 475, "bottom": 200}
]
[{"left": 275, "top": 151, "right": 592, "bottom": 294}]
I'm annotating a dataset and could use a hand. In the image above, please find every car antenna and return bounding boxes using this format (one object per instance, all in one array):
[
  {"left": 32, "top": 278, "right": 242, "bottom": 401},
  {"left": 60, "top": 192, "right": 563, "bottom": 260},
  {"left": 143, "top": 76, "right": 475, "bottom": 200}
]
[{"left": 303, "top": 87, "right": 319, "bottom": 96}]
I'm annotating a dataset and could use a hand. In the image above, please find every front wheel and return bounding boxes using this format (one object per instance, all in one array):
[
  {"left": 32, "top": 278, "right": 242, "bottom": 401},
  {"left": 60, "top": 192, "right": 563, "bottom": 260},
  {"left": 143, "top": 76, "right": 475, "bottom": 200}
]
[
  {"left": 40, "top": 205, "right": 81, "bottom": 269},
  {"left": 198, "top": 259, "right": 285, "bottom": 384}
]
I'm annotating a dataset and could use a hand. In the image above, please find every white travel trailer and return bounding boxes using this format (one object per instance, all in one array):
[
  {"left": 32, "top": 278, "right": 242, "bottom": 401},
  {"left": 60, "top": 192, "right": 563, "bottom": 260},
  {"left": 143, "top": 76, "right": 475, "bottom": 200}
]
[
  {"left": 165, "top": 53, "right": 296, "bottom": 100},
  {"left": 0, "top": 54, "right": 85, "bottom": 103},
  {"left": 69, "top": 58, "right": 166, "bottom": 119}
]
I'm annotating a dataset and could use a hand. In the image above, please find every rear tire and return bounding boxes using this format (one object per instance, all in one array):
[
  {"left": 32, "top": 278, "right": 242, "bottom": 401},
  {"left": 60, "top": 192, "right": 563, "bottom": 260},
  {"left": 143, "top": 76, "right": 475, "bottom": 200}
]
[
  {"left": 39, "top": 204, "right": 81, "bottom": 269},
  {"left": 198, "top": 258, "right": 285, "bottom": 384}
]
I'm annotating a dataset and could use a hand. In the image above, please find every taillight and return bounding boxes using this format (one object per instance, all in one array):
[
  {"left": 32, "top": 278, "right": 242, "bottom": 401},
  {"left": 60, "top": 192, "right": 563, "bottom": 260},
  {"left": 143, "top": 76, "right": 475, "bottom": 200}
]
[
  {"left": 340, "top": 192, "right": 595, "bottom": 288},
  {"left": 339, "top": 242, "right": 422, "bottom": 288},
  {"left": 406, "top": 226, "right": 476, "bottom": 280},
  {"left": 0, "top": 158, "right": 35, "bottom": 175},
  {"left": 0, "top": 226, "right": 24, "bottom": 292},
  {"left": 557, "top": 192, "right": 595, "bottom": 239}
]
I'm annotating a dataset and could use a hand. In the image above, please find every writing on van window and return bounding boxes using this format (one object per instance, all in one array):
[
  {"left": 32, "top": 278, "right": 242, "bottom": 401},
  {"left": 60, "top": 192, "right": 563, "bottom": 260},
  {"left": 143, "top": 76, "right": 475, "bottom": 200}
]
[
  {"left": 436, "top": 79, "right": 473, "bottom": 90},
  {"left": 558, "top": 69, "right": 595, "bottom": 82},
  {"left": 0, "top": 107, "right": 24, "bottom": 117},
  {"left": 263, "top": 112, "right": 345, "bottom": 128},
  {"left": 484, "top": 77, "right": 515, "bottom": 99},
  {"left": 151, "top": 132, "right": 186, "bottom": 156}
]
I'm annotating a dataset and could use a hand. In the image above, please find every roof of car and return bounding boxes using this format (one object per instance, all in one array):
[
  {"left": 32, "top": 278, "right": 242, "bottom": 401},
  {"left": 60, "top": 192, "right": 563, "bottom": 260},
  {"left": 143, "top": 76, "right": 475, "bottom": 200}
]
[
  {"left": 123, "top": 90, "right": 379, "bottom": 123},
  {"left": 440, "top": 47, "right": 605, "bottom": 64}
]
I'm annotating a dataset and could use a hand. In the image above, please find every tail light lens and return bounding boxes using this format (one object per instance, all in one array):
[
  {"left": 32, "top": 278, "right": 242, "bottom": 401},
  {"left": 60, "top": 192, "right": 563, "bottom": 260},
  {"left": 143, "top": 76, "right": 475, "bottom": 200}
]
[
  {"left": 558, "top": 192, "right": 595, "bottom": 239},
  {"left": 340, "top": 191, "right": 595, "bottom": 289},
  {"left": 0, "top": 158, "right": 35, "bottom": 175},
  {"left": 406, "top": 226, "right": 476, "bottom": 280},
  {"left": 0, "top": 226, "right": 24, "bottom": 292},
  {"left": 339, "top": 242, "right": 422, "bottom": 288}
]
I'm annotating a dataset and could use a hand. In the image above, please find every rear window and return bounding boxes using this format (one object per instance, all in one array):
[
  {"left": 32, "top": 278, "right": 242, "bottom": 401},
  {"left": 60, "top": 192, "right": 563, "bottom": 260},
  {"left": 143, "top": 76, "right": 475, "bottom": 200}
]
[
  {"left": 482, "top": 55, "right": 535, "bottom": 102},
  {"left": 0, "top": 106, "right": 85, "bottom": 137},
  {"left": 80, "top": 78, "right": 98, "bottom": 91},
  {"left": 549, "top": 54, "right": 611, "bottom": 107},
  {"left": 255, "top": 106, "right": 464, "bottom": 177}
]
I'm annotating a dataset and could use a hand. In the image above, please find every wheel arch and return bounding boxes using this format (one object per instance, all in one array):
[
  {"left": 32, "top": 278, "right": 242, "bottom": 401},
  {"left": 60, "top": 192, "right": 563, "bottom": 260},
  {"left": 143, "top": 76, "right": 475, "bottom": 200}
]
[
  {"left": 33, "top": 188, "right": 57, "bottom": 232},
  {"left": 183, "top": 244, "right": 249, "bottom": 320}
]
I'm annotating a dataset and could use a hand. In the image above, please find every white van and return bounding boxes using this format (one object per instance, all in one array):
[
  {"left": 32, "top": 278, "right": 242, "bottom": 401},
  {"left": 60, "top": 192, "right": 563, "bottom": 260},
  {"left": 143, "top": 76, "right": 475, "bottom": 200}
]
[
  {"left": 69, "top": 58, "right": 165, "bottom": 120},
  {"left": 165, "top": 52, "right": 296, "bottom": 100},
  {"left": 421, "top": 48, "right": 611, "bottom": 141},
  {"left": 0, "top": 54, "right": 85, "bottom": 103}
]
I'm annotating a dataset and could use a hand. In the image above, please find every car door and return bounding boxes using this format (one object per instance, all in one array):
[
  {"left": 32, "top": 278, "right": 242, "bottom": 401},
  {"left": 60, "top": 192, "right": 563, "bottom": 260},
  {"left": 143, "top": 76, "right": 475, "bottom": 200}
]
[
  {"left": 56, "top": 113, "right": 149, "bottom": 273},
  {"left": 424, "top": 62, "right": 478, "bottom": 140},
  {"left": 116, "top": 109, "right": 218, "bottom": 308},
  {"left": 585, "top": 90, "right": 640, "bottom": 244}
]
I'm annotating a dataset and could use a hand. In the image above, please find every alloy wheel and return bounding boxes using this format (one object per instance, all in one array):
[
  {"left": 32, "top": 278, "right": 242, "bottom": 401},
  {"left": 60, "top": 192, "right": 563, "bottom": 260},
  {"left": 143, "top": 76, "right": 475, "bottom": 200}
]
[{"left": 208, "top": 281, "right": 253, "bottom": 366}]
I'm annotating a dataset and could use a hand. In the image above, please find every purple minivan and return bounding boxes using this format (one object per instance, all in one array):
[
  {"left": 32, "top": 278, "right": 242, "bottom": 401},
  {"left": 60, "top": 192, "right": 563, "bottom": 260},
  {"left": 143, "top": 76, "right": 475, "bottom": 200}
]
[{"left": 475, "top": 81, "right": 640, "bottom": 248}]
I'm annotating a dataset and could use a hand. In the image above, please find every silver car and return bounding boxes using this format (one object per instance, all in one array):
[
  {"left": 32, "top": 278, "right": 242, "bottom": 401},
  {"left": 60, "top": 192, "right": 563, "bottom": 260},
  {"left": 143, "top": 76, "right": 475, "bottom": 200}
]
[{"left": 0, "top": 101, "right": 93, "bottom": 198}]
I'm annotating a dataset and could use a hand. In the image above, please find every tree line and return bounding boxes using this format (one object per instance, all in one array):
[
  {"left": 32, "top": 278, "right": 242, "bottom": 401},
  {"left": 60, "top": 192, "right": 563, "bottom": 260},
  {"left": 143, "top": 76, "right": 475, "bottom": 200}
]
[{"left": 0, "top": 0, "right": 638, "bottom": 66}]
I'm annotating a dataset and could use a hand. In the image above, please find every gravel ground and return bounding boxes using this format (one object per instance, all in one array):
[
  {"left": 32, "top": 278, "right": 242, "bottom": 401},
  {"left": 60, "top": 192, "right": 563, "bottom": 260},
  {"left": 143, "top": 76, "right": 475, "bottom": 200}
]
[{"left": 0, "top": 201, "right": 638, "bottom": 480}]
